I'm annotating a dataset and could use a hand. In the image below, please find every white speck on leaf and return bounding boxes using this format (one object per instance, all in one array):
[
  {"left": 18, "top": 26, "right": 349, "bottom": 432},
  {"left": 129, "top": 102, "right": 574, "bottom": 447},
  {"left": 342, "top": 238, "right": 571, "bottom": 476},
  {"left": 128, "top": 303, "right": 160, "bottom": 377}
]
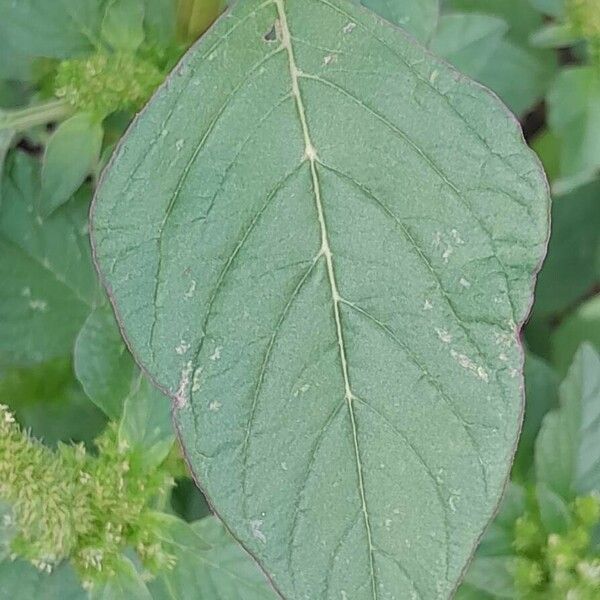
[
  {"left": 323, "top": 54, "right": 335, "bottom": 65},
  {"left": 451, "top": 229, "right": 465, "bottom": 245},
  {"left": 210, "top": 346, "right": 222, "bottom": 361},
  {"left": 281, "top": 462, "right": 288, "bottom": 471},
  {"left": 435, "top": 328, "right": 452, "bottom": 344},
  {"left": 459, "top": 277, "right": 471, "bottom": 289},
  {"left": 250, "top": 519, "right": 267, "bottom": 544},
  {"left": 175, "top": 139, "right": 184, "bottom": 151},
  {"left": 423, "top": 299, "right": 433, "bottom": 310},
  {"left": 442, "top": 246, "right": 453, "bottom": 263},
  {"left": 342, "top": 22, "right": 356, "bottom": 34},
  {"left": 175, "top": 361, "right": 193, "bottom": 408},
  {"left": 175, "top": 340, "right": 190, "bottom": 355},
  {"left": 430, "top": 69, "right": 439, "bottom": 84},
  {"left": 29, "top": 299, "right": 48, "bottom": 312},
  {"left": 185, "top": 279, "right": 197, "bottom": 298},
  {"left": 192, "top": 367, "right": 203, "bottom": 392},
  {"left": 21, "top": 287, "right": 31, "bottom": 297},
  {"left": 451, "top": 350, "right": 489, "bottom": 382},
  {"left": 209, "top": 401, "right": 222, "bottom": 412}
]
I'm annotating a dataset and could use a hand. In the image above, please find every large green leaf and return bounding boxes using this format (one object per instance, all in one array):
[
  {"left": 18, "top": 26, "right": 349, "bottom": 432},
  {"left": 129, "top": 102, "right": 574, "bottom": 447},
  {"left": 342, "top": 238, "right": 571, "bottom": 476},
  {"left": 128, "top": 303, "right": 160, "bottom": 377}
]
[
  {"left": 535, "top": 344, "right": 600, "bottom": 501},
  {"left": 91, "top": 0, "right": 550, "bottom": 597},
  {"left": 0, "top": 153, "right": 100, "bottom": 367}
]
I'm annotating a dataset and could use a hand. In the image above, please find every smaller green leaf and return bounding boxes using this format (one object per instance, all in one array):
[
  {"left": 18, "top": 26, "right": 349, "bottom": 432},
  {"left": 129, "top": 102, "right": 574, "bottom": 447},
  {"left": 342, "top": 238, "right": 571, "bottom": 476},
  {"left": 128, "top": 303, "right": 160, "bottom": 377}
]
[
  {"left": 88, "top": 556, "right": 152, "bottom": 600},
  {"left": 477, "top": 484, "right": 526, "bottom": 557},
  {"left": 0, "top": 358, "right": 106, "bottom": 446},
  {"left": 41, "top": 113, "right": 103, "bottom": 217},
  {"left": 551, "top": 296, "right": 600, "bottom": 376},
  {"left": 74, "top": 305, "right": 138, "bottom": 419},
  {"left": 530, "top": 23, "right": 580, "bottom": 48},
  {"left": 0, "top": 559, "right": 86, "bottom": 600},
  {"left": 512, "top": 354, "right": 559, "bottom": 479},
  {"left": 0, "top": 153, "right": 99, "bottom": 367},
  {"left": 358, "top": 0, "right": 440, "bottom": 43},
  {"left": 535, "top": 344, "right": 600, "bottom": 501},
  {"left": 532, "top": 179, "right": 600, "bottom": 319},
  {"left": 143, "top": 0, "right": 177, "bottom": 46},
  {"left": 536, "top": 483, "right": 572, "bottom": 534},
  {"left": 547, "top": 66, "right": 600, "bottom": 194},
  {"left": 0, "top": 129, "right": 14, "bottom": 206},
  {"left": 101, "top": 0, "right": 146, "bottom": 52},
  {"left": 148, "top": 516, "right": 276, "bottom": 600},
  {"left": 460, "top": 556, "right": 516, "bottom": 599},
  {"left": 0, "top": 0, "right": 104, "bottom": 77},
  {"left": 530, "top": 129, "right": 560, "bottom": 181},
  {"left": 119, "top": 376, "right": 174, "bottom": 470},
  {"left": 528, "top": 0, "right": 565, "bottom": 18},
  {"left": 430, "top": 13, "right": 508, "bottom": 79}
]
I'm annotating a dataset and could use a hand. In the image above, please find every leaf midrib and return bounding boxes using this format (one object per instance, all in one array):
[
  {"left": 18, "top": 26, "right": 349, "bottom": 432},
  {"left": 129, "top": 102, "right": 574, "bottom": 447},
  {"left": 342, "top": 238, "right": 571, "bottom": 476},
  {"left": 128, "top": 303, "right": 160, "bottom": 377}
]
[{"left": 274, "top": 0, "right": 378, "bottom": 597}]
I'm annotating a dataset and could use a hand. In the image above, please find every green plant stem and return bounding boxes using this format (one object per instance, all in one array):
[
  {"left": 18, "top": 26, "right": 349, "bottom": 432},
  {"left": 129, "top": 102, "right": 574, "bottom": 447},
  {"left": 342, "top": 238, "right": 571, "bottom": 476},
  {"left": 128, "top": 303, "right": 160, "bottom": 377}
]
[{"left": 0, "top": 99, "right": 74, "bottom": 133}]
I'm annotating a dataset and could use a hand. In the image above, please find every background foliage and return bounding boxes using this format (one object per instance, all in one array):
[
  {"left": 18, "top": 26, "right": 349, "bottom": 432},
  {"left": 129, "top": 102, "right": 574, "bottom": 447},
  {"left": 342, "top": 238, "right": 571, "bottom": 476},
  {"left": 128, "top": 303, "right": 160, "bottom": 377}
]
[{"left": 0, "top": 0, "right": 599, "bottom": 598}]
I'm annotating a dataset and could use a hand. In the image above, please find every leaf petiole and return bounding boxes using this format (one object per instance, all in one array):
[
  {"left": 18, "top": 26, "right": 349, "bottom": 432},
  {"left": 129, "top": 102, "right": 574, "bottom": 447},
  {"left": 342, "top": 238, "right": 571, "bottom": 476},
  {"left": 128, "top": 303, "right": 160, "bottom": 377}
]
[{"left": 0, "top": 99, "right": 75, "bottom": 133}]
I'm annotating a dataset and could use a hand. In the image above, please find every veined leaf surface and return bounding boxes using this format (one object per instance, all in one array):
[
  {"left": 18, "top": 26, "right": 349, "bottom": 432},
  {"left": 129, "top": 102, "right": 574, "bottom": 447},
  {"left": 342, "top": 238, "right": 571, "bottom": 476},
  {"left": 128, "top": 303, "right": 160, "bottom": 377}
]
[{"left": 92, "top": 0, "right": 550, "bottom": 597}]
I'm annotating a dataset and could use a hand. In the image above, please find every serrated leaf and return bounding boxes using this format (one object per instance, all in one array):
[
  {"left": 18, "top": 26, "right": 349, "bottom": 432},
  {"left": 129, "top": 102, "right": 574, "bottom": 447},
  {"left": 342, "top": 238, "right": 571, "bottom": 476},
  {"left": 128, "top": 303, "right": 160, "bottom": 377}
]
[
  {"left": 148, "top": 516, "right": 277, "bottom": 599},
  {"left": 102, "top": 0, "right": 146, "bottom": 52},
  {"left": 41, "top": 113, "right": 104, "bottom": 217},
  {"left": 357, "top": 0, "right": 439, "bottom": 43},
  {"left": 91, "top": 0, "right": 550, "bottom": 597},
  {"left": 535, "top": 344, "right": 600, "bottom": 501},
  {"left": 0, "top": 153, "right": 99, "bottom": 367}
]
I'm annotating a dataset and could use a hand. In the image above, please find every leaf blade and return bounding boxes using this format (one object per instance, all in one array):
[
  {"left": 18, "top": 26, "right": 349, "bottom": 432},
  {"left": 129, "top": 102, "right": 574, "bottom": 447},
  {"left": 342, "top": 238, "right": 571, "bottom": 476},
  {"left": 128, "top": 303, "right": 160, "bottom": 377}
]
[{"left": 92, "top": 0, "right": 551, "bottom": 597}]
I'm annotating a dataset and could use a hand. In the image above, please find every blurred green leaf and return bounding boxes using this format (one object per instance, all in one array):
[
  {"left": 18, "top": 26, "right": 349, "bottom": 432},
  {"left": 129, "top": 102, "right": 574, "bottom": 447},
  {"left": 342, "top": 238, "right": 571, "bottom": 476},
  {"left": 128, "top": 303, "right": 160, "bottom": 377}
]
[
  {"left": 547, "top": 67, "right": 600, "bottom": 194},
  {"left": 551, "top": 296, "right": 600, "bottom": 375},
  {"left": 536, "top": 483, "right": 572, "bottom": 534},
  {"left": 528, "top": 0, "right": 565, "bottom": 18},
  {"left": 0, "top": 153, "right": 99, "bottom": 367},
  {"left": 530, "top": 129, "right": 560, "bottom": 181},
  {"left": 119, "top": 375, "right": 174, "bottom": 470},
  {"left": 430, "top": 13, "right": 508, "bottom": 79},
  {"left": 358, "top": 0, "right": 440, "bottom": 43},
  {"left": 102, "top": 0, "right": 146, "bottom": 52},
  {"left": 74, "top": 305, "right": 138, "bottom": 419},
  {"left": 459, "top": 556, "right": 516, "bottom": 599},
  {"left": 148, "top": 516, "right": 276, "bottom": 600},
  {"left": 0, "top": 0, "right": 105, "bottom": 80},
  {"left": 41, "top": 113, "right": 104, "bottom": 217},
  {"left": 89, "top": 556, "right": 152, "bottom": 600},
  {"left": 533, "top": 179, "right": 600, "bottom": 319},
  {"left": 530, "top": 23, "right": 579, "bottom": 48},
  {"left": 536, "top": 344, "right": 600, "bottom": 501},
  {"left": 512, "top": 354, "right": 560, "bottom": 480},
  {"left": 0, "top": 358, "right": 106, "bottom": 445},
  {"left": 0, "top": 559, "right": 85, "bottom": 600},
  {"left": 445, "top": 0, "right": 557, "bottom": 114},
  {"left": 74, "top": 305, "right": 173, "bottom": 465},
  {"left": 143, "top": 0, "right": 177, "bottom": 46}
]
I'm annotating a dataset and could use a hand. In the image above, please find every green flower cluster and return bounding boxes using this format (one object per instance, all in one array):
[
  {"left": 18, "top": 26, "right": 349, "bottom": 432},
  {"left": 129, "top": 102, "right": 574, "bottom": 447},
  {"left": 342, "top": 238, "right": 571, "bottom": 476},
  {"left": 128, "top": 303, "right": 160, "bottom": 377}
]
[
  {"left": 567, "top": 0, "right": 600, "bottom": 64},
  {"left": 0, "top": 405, "right": 175, "bottom": 586},
  {"left": 512, "top": 493, "right": 600, "bottom": 599},
  {"left": 54, "top": 53, "right": 164, "bottom": 120}
]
